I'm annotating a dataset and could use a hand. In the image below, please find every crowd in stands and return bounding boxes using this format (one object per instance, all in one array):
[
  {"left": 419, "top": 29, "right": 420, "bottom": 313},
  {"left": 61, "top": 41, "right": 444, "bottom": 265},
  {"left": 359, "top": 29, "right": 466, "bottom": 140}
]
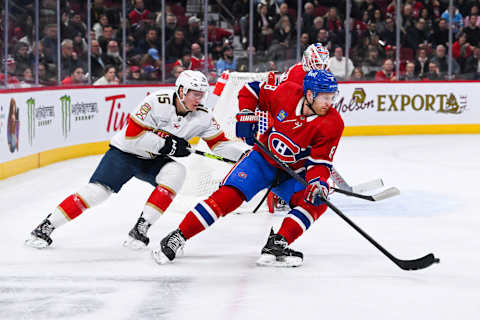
[{"left": 1, "top": 0, "right": 479, "bottom": 87}]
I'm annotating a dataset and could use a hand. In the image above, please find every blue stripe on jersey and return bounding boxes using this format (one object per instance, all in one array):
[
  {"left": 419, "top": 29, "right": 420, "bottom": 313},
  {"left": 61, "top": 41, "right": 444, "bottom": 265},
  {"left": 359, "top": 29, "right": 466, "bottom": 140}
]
[
  {"left": 290, "top": 208, "right": 311, "bottom": 230},
  {"left": 194, "top": 203, "right": 215, "bottom": 226},
  {"left": 247, "top": 81, "right": 261, "bottom": 97},
  {"left": 305, "top": 159, "right": 333, "bottom": 170}
]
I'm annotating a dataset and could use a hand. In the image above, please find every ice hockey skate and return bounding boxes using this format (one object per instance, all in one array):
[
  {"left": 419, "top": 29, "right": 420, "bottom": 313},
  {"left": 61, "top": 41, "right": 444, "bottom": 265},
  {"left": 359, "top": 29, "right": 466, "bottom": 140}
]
[
  {"left": 256, "top": 229, "right": 303, "bottom": 267},
  {"left": 151, "top": 229, "right": 186, "bottom": 265},
  {"left": 25, "top": 215, "right": 55, "bottom": 249},
  {"left": 123, "top": 216, "right": 151, "bottom": 250}
]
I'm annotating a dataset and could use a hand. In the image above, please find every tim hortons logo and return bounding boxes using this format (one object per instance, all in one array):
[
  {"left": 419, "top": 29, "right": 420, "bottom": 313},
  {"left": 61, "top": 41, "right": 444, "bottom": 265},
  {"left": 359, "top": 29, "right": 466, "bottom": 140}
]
[{"left": 106, "top": 94, "right": 128, "bottom": 132}]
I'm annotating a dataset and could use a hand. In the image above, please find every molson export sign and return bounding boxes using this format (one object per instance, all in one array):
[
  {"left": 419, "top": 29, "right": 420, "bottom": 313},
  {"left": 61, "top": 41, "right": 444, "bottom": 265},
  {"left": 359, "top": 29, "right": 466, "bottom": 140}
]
[
  {"left": 335, "top": 86, "right": 468, "bottom": 115},
  {"left": 377, "top": 92, "right": 467, "bottom": 114}
]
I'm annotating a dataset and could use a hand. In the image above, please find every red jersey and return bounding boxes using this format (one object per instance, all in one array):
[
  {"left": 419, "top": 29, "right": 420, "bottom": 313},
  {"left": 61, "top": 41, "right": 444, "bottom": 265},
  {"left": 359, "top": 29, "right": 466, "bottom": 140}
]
[
  {"left": 238, "top": 81, "right": 344, "bottom": 184},
  {"left": 279, "top": 62, "right": 306, "bottom": 85}
]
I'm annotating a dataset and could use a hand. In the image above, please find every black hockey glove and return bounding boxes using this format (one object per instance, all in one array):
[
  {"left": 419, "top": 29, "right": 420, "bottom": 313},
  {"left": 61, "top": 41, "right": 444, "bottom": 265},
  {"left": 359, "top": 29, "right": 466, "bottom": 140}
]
[{"left": 159, "top": 135, "right": 191, "bottom": 157}]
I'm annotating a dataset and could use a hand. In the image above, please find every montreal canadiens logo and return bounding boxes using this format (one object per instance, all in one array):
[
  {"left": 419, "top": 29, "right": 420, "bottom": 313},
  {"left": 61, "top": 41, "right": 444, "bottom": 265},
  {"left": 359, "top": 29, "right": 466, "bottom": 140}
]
[{"left": 268, "top": 132, "right": 300, "bottom": 163}]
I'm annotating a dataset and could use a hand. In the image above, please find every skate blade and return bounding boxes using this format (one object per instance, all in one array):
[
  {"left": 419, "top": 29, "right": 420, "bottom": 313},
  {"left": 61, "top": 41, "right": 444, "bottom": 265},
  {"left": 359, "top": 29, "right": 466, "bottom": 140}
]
[
  {"left": 25, "top": 236, "right": 49, "bottom": 249},
  {"left": 256, "top": 254, "right": 303, "bottom": 267},
  {"left": 151, "top": 248, "right": 172, "bottom": 265},
  {"left": 123, "top": 237, "right": 147, "bottom": 250}
]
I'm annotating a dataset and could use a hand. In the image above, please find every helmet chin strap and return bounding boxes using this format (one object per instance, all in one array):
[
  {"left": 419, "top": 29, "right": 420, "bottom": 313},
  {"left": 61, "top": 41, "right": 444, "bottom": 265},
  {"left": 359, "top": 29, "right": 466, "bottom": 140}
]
[
  {"left": 304, "top": 92, "right": 318, "bottom": 115},
  {"left": 177, "top": 87, "right": 191, "bottom": 114}
]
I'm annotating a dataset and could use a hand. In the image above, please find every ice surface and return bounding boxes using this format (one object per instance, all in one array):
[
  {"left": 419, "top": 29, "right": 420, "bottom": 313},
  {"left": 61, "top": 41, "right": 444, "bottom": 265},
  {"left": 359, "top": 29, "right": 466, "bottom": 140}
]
[{"left": 0, "top": 135, "right": 479, "bottom": 319}]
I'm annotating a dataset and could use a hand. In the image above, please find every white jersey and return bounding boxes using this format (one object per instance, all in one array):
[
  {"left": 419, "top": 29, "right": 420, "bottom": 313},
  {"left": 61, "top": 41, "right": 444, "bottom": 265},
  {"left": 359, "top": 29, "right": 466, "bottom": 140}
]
[{"left": 111, "top": 89, "right": 245, "bottom": 160}]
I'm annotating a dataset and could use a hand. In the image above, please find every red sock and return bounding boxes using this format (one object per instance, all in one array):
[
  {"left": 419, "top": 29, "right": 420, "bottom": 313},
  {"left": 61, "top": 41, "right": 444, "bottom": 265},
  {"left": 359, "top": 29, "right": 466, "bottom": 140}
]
[
  {"left": 57, "top": 194, "right": 88, "bottom": 220},
  {"left": 180, "top": 186, "right": 244, "bottom": 239},
  {"left": 278, "top": 217, "right": 304, "bottom": 244},
  {"left": 146, "top": 185, "right": 175, "bottom": 213}
]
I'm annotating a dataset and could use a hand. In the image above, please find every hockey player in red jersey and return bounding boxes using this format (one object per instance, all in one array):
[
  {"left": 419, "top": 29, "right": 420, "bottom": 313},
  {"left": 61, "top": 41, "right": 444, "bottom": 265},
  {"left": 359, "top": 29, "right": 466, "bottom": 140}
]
[
  {"left": 152, "top": 70, "right": 344, "bottom": 267},
  {"left": 25, "top": 70, "right": 246, "bottom": 250}
]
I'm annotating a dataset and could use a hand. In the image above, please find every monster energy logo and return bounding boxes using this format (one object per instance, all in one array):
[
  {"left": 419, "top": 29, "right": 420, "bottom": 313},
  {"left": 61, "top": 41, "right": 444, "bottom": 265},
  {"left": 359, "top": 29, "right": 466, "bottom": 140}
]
[
  {"left": 60, "top": 95, "right": 71, "bottom": 138},
  {"left": 27, "top": 97, "right": 35, "bottom": 145}
]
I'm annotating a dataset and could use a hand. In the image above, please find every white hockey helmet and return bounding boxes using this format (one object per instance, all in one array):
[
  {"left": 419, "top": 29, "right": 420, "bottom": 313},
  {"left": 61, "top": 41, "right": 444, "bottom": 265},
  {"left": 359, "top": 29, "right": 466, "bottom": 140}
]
[
  {"left": 302, "top": 43, "right": 330, "bottom": 72},
  {"left": 175, "top": 70, "right": 209, "bottom": 96},
  {"left": 175, "top": 70, "right": 209, "bottom": 111}
]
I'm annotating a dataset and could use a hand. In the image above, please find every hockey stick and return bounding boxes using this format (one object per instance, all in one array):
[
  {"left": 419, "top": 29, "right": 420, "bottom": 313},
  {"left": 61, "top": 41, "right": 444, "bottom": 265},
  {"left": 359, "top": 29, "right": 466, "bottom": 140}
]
[
  {"left": 192, "top": 150, "right": 237, "bottom": 164},
  {"left": 193, "top": 149, "right": 397, "bottom": 202},
  {"left": 331, "top": 168, "right": 384, "bottom": 193},
  {"left": 253, "top": 137, "right": 440, "bottom": 271}
]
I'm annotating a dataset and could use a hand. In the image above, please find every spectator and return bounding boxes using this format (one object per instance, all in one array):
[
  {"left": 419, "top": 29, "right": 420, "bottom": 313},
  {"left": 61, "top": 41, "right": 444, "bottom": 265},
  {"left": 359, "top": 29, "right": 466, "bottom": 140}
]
[
  {"left": 93, "top": 14, "right": 109, "bottom": 40},
  {"left": 328, "top": 47, "right": 354, "bottom": 81},
  {"left": 216, "top": 46, "right": 237, "bottom": 75},
  {"left": 463, "top": 15, "right": 480, "bottom": 46},
  {"left": 38, "top": 62, "right": 56, "bottom": 86},
  {"left": 315, "top": 29, "right": 331, "bottom": 50},
  {"left": 431, "top": 44, "right": 460, "bottom": 76},
  {"left": 72, "top": 32, "right": 88, "bottom": 59},
  {"left": 424, "top": 61, "right": 444, "bottom": 80},
  {"left": 139, "top": 48, "right": 161, "bottom": 71},
  {"left": 98, "top": 25, "right": 114, "bottom": 53},
  {"left": 375, "top": 59, "right": 396, "bottom": 81},
  {"left": 166, "top": 65, "right": 185, "bottom": 83},
  {"left": 350, "top": 67, "right": 366, "bottom": 81},
  {"left": 302, "top": 2, "right": 315, "bottom": 33},
  {"left": 441, "top": 5, "right": 464, "bottom": 35},
  {"left": 380, "top": 17, "right": 396, "bottom": 46},
  {"left": 191, "top": 42, "right": 214, "bottom": 71},
  {"left": 94, "top": 65, "right": 119, "bottom": 85},
  {"left": 274, "top": 3, "right": 294, "bottom": 29},
  {"left": 400, "top": 62, "right": 419, "bottom": 80},
  {"left": 102, "top": 40, "right": 123, "bottom": 71},
  {"left": 164, "top": 14, "right": 178, "bottom": 42},
  {"left": 358, "top": 0, "right": 380, "bottom": 21},
  {"left": 14, "top": 42, "right": 32, "bottom": 77},
  {"left": 299, "top": 33, "right": 310, "bottom": 53},
  {"left": 362, "top": 49, "right": 383, "bottom": 79},
  {"left": 137, "top": 28, "right": 161, "bottom": 54},
  {"left": 62, "top": 66, "right": 86, "bottom": 85},
  {"left": 184, "top": 16, "right": 202, "bottom": 46},
  {"left": 405, "top": 18, "right": 428, "bottom": 50},
  {"left": 452, "top": 32, "right": 473, "bottom": 61},
  {"left": 373, "top": 9, "right": 386, "bottom": 34},
  {"left": 254, "top": 1, "right": 275, "bottom": 52},
  {"left": 414, "top": 47, "right": 430, "bottom": 78},
  {"left": 64, "top": 12, "right": 87, "bottom": 39},
  {"left": 166, "top": 29, "right": 187, "bottom": 63},
  {"left": 20, "top": 67, "right": 34, "bottom": 87},
  {"left": 463, "top": 46, "right": 480, "bottom": 79},
  {"left": 207, "top": 17, "right": 232, "bottom": 44},
  {"left": 90, "top": 39, "right": 105, "bottom": 80},
  {"left": 173, "top": 49, "right": 192, "bottom": 70},
  {"left": 127, "top": 65, "right": 142, "bottom": 83},
  {"left": 309, "top": 16, "right": 325, "bottom": 43},
  {"left": 40, "top": 24, "right": 58, "bottom": 64},
  {"left": 430, "top": 18, "right": 449, "bottom": 48},
  {"left": 402, "top": 3, "right": 415, "bottom": 30},
  {"left": 60, "top": 39, "right": 80, "bottom": 79},
  {"left": 0, "top": 56, "right": 20, "bottom": 87},
  {"left": 269, "top": 15, "right": 294, "bottom": 60},
  {"left": 129, "top": 0, "right": 150, "bottom": 27},
  {"left": 324, "top": 7, "right": 342, "bottom": 35},
  {"left": 464, "top": 6, "right": 480, "bottom": 27}
]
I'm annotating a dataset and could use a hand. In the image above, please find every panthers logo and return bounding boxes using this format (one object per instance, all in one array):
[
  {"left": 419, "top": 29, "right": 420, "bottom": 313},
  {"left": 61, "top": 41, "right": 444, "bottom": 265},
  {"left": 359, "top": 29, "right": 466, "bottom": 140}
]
[{"left": 268, "top": 132, "right": 300, "bottom": 163}]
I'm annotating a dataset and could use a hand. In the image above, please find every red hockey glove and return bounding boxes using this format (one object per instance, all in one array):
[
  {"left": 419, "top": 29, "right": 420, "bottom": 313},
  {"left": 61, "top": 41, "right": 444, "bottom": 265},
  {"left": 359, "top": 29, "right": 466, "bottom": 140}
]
[
  {"left": 304, "top": 179, "right": 329, "bottom": 206},
  {"left": 235, "top": 110, "right": 258, "bottom": 146}
]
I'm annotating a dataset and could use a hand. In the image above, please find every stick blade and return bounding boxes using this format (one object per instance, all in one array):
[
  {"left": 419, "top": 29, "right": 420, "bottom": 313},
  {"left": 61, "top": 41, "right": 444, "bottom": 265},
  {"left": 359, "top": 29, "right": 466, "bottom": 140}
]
[
  {"left": 371, "top": 187, "right": 400, "bottom": 201},
  {"left": 351, "top": 179, "right": 384, "bottom": 193},
  {"left": 395, "top": 253, "right": 440, "bottom": 271}
]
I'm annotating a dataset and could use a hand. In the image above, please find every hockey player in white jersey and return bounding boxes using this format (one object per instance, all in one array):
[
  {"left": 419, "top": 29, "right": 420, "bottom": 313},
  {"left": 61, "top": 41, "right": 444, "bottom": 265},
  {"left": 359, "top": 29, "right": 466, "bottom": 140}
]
[{"left": 25, "top": 70, "right": 246, "bottom": 250}]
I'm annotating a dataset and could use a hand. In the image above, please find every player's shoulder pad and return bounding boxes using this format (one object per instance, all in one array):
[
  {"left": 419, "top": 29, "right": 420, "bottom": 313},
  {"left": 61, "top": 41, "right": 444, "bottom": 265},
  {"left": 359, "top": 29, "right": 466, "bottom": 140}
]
[{"left": 245, "top": 81, "right": 261, "bottom": 98}]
